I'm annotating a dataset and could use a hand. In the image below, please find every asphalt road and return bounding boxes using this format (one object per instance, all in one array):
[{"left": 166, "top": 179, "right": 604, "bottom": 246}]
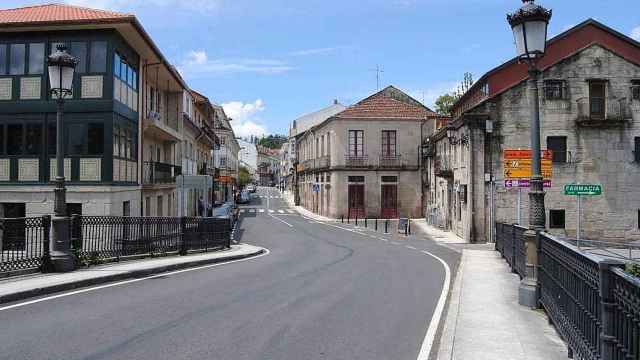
[{"left": 0, "top": 187, "right": 459, "bottom": 360}]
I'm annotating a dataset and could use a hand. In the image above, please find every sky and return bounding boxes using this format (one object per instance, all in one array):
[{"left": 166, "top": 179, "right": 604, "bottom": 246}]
[{"left": 4, "top": 0, "right": 640, "bottom": 137}]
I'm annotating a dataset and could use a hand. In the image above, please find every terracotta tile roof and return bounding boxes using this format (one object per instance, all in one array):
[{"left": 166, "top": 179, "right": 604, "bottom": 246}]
[
  {"left": 0, "top": 3, "right": 133, "bottom": 25},
  {"left": 334, "top": 86, "right": 438, "bottom": 120}
]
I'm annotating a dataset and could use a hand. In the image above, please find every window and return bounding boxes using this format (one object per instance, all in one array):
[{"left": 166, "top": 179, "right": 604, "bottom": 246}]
[
  {"left": 113, "top": 53, "right": 121, "bottom": 78},
  {"left": 157, "top": 196, "right": 163, "bottom": 217},
  {"left": 89, "top": 41, "right": 107, "bottom": 73},
  {"left": 381, "top": 176, "right": 398, "bottom": 183},
  {"left": 632, "top": 80, "right": 640, "bottom": 101},
  {"left": 71, "top": 42, "right": 87, "bottom": 74},
  {"left": 118, "top": 128, "right": 125, "bottom": 157},
  {"left": 113, "top": 126, "right": 120, "bottom": 157},
  {"left": 127, "top": 66, "right": 134, "bottom": 87},
  {"left": 66, "top": 203, "right": 82, "bottom": 217},
  {"left": 48, "top": 123, "right": 56, "bottom": 155},
  {"left": 589, "top": 81, "right": 606, "bottom": 119},
  {"left": 7, "top": 124, "right": 23, "bottom": 155},
  {"left": 635, "top": 137, "right": 640, "bottom": 163},
  {"left": 126, "top": 130, "right": 132, "bottom": 159},
  {"left": 25, "top": 124, "right": 42, "bottom": 155},
  {"left": 348, "top": 176, "right": 365, "bottom": 183},
  {"left": 67, "top": 124, "right": 85, "bottom": 155},
  {"left": 326, "top": 132, "right": 331, "bottom": 156},
  {"left": 547, "top": 136, "right": 567, "bottom": 163},
  {"left": 348, "top": 130, "right": 364, "bottom": 157},
  {"left": 0, "top": 126, "right": 3, "bottom": 154},
  {"left": 381, "top": 130, "right": 397, "bottom": 157},
  {"left": 544, "top": 80, "right": 566, "bottom": 100},
  {"left": 145, "top": 197, "right": 151, "bottom": 217},
  {"left": 28, "top": 43, "right": 44, "bottom": 74},
  {"left": 549, "top": 209, "right": 565, "bottom": 229},
  {"left": 0, "top": 45, "right": 6, "bottom": 74},
  {"left": 9, "top": 44, "right": 25, "bottom": 75},
  {"left": 87, "top": 124, "right": 104, "bottom": 155}
]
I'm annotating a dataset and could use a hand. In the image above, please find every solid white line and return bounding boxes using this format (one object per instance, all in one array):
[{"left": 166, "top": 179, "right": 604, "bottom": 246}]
[
  {"left": 407, "top": 246, "right": 417, "bottom": 250},
  {"left": 286, "top": 210, "right": 294, "bottom": 214},
  {"left": 269, "top": 214, "right": 293, "bottom": 228},
  {"left": 278, "top": 210, "right": 284, "bottom": 214},
  {"left": 416, "top": 250, "right": 452, "bottom": 360},
  {"left": 0, "top": 248, "right": 271, "bottom": 312},
  {"left": 268, "top": 209, "right": 275, "bottom": 213}
]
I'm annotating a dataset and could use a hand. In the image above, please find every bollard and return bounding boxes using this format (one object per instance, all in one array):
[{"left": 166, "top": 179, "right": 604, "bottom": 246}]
[
  {"left": 347, "top": 213, "right": 350, "bottom": 224},
  {"left": 408, "top": 219, "right": 411, "bottom": 235},
  {"left": 355, "top": 215, "right": 358, "bottom": 227},
  {"left": 341, "top": 215, "right": 344, "bottom": 223},
  {"left": 375, "top": 218, "right": 378, "bottom": 231},
  {"left": 365, "top": 218, "right": 367, "bottom": 228},
  {"left": 405, "top": 222, "right": 408, "bottom": 236},
  {"left": 385, "top": 220, "right": 389, "bottom": 234}
]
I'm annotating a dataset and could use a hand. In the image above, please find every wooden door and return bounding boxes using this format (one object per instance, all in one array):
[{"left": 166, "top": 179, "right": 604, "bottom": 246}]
[
  {"left": 348, "top": 184, "right": 365, "bottom": 218},
  {"left": 380, "top": 185, "right": 398, "bottom": 219}
]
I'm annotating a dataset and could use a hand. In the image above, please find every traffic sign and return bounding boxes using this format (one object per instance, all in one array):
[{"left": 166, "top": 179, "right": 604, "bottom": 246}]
[
  {"left": 504, "top": 179, "right": 551, "bottom": 188},
  {"left": 503, "top": 149, "right": 553, "bottom": 180},
  {"left": 563, "top": 184, "right": 602, "bottom": 196}
]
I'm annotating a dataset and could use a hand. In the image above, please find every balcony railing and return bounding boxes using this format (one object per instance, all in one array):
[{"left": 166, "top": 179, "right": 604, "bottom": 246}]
[
  {"left": 344, "top": 155, "right": 368, "bottom": 168},
  {"left": 378, "top": 155, "right": 402, "bottom": 168},
  {"left": 143, "top": 161, "right": 181, "bottom": 185},
  {"left": 434, "top": 156, "right": 453, "bottom": 177},
  {"left": 576, "top": 97, "right": 631, "bottom": 126},
  {"left": 302, "top": 159, "right": 316, "bottom": 171}
]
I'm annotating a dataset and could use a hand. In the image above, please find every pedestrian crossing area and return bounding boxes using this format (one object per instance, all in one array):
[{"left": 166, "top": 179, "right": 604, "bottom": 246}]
[
  {"left": 239, "top": 208, "right": 297, "bottom": 215},
  {"left": 257, "top": 195, "right": 283, "bottom": 199}
]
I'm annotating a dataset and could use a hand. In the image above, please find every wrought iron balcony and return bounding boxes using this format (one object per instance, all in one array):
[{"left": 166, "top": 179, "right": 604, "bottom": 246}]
[
  {"left": 344, "top": 155, "right": 368, "bottom": 168},
  {"left": 576, "top": 97, "right": 631, "bottom": 127},
  {"left": 434, "top": 156, "right": 453, "bottom": 178},
  {"left": 143, "top": 161, "right": 181, "bottom": 185},
  {"left": 378, "top": 155, "right": 402, "bottom": 168}
]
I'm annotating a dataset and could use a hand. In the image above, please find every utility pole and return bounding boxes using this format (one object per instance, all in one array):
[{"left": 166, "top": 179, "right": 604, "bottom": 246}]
[{"left": 370, "top": 65, "right": 384, "bottom": 91}]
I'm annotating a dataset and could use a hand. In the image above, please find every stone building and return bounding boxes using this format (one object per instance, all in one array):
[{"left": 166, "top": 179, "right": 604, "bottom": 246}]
[
  {"left": 424, "top": 19, "right": 640, "bottom": 242},
  {"left": 297, "top": 86, "right": 438, "bottom": 219},
  {"left": 213, "top": 106, "right": 240, "bottom": 203}
]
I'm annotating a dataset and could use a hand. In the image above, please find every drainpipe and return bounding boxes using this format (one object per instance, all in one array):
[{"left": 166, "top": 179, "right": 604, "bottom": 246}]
[{"left": 469, "top": 120, "right": 476, "bottom": 243}]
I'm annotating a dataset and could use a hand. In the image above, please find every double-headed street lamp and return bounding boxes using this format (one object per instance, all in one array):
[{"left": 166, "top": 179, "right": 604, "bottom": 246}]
[
  {"left": 48, "top": 45, "right": 78, "bottom": 272},
  {"left": 507, "top": 0, "right": 552, "bottom": 307}
]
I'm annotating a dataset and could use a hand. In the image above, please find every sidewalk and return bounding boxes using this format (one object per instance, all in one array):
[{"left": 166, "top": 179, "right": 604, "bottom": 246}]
[
  {"left": 281, "top": 190, "right": 336, "bottom": 222},
  {"left": 0, "top": 244, "right": 265, "bottom": 305},
  {"left": 436, "top": 243, "right": 567, "bottom": 360}
]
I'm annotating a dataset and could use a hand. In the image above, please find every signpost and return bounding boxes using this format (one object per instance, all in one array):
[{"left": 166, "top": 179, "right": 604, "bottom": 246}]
[
  {"left": 503, "top": 150, "right": 554, "bottom": 225},
  {"left": 563, "top": 184, "right": 603, "bottom": 245}
]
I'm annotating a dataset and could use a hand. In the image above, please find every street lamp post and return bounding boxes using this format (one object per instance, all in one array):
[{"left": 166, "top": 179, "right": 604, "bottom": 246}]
[
  {"left": 47, "top": 45, "right": 78, "bottom": 272},
  {"left": 507, "top": 0, "right": 552, "bottom": 307}
]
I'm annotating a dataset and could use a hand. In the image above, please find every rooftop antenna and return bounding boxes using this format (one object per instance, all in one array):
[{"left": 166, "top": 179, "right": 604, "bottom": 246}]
[{"left": 370, "top": 65, "right": 384, "bottom": 91}]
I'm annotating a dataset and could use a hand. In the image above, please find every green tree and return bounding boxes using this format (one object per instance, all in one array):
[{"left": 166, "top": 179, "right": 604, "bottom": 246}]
[
  {"left": 258, "top": 134, "right": 287, "bottom": 149},
  {"left": 434, "top": 93, "right": 458, "bottom": 116},
  {"left": 238, "top": 166, "right": 251, "bottom": 187}
]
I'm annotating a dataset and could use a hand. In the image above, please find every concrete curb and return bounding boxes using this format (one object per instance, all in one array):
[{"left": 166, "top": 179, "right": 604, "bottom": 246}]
[{"left": 0, "top": 247, "right": 266, "bottom": 305}]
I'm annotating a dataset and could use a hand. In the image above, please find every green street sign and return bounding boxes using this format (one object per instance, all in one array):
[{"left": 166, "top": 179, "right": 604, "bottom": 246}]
[{"left": 563, "top": 184, "right": 602, "bottom": 196}]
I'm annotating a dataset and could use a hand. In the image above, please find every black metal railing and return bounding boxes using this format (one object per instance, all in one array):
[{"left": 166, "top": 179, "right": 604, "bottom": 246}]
[
  {"left": 379, "top": 155, "right": 402, "bottom": 168},
  {"left": 0, "top": 215, "right": 230, "bottom": 277},
  {"left": 0, "top": 216, "right": 50, "bottom": 275},
  {"left": 71, "top": 216, "right": 230, "bottom": 265},
  {"left": 344, "top": 155, "right": 368, "bottom": 168},
  {"left": 496, "top": 223, "right": 640, "bottom": 360},
  {"left": 143, "top": 161, "right": 182, "bottom": 185}
]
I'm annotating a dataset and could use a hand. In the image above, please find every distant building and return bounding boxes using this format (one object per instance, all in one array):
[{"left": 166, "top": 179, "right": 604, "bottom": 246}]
[
  {"left": 257, "top": 145, "right": 279, "bottom": 186},
  {"left": 237, "top": 139, "right": 258, "bottom": 180},
  {"left": 296, "top": 86, "right": 438, "bottom": 218},
  {"left": 424, "top": 19, "right": 640, "bottom": 242}
]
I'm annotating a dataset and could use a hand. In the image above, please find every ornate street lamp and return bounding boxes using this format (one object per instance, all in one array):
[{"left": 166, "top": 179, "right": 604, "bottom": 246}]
[
  {"left": 48, "top": 44, "right": 78, "bottom": 272},
  {"left": 507, "top": 0, "right": 551, "bottom": 307}
]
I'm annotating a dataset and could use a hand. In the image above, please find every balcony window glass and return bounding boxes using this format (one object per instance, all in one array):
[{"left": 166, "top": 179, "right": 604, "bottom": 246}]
[
  {"left": 126, "top": 130, "right": 132, "bottom": 159},
  {"left": 67, "top": 124, "right": 85, "bottom": 155},
  {"left": 381, "top": 130, "right": 396, "bottom": 157},
  {"left": 71, "top": 42, "right": 87, "bottom": 74},
  {"left": 0, "top": 125, "right": 4, "bottom": 154},
  {"left": 7, "top": 124, "right": 23, "bottom": 155},
  {"left": 89, "top": 41, "right": 107, "bottom": 73},
  {"left": 0, "top": 45, "right": 6, "bottom": 74},
  {"left": 635, "top": 137, "right": 640, "bottom": 163},
  {"left": 632, "top": 80, "right": 640, "bottom": 101},
  {"left": 87, "top": 124, "right": 104, "bottom": 155},
  {"left": 113, "top": 53, "right": 120, "bottom": 77},
  {"left": 547, "top": 136, "right": 567, "bottom": 163},
  {"left": 48, "top": 123, "right": 56, "bottom": 155},
  {"left": 118, "top": 128, "right": 125, "bottom": 157},
  {"left": 9, "top": 44, "right": 25, "bottom": 75},
  {"left": 549, "top": 209, "right": 565, "bottom": 229},
  {"left": 113, "top": 126, "right": 120, "bottom": 157},
  {"left": 28, "top": 43, "right": 44, "bottom": 75},
  {"left": 127, "top": 66, "right": 134, "bottom": 87},
  {"left": 25, "top": 124, "right": 42, "bottom": 155},
  {"left": 348, "top": 130, "right": 364, "bottom": 157}
]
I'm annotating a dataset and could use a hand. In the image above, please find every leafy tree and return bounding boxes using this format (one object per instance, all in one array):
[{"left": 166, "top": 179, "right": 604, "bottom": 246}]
[
  {"left": 238, "top": 166, "right": 251, "bottom": 187},
  {"left": 257, "top": 134, "right": 287, "bottom": 149},
  {"left": 434, "top": 93, "right": 458, "bottom": 116}
]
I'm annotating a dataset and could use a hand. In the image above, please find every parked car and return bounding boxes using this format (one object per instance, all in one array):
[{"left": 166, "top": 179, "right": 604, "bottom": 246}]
[
  {"left": 237, "top": 190, "right": 251, "bottom": 204},
  {"left": 212, "top": 203, "right": 235, "bottom": 230}
]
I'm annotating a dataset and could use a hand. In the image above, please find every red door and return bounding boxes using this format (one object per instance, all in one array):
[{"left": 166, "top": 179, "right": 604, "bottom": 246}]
[
  {"left": 381, "top": 185, "right": 398, "bottom": 219},
  {"left": 348, "top": 184, "right": 365, "bottom": 218}
]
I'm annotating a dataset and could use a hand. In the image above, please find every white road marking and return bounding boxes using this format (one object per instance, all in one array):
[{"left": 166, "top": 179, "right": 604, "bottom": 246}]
[
  {"left": 278, "top": 210, "right": 284, "bottom": 214},
  {"left": 286, "top": 210, "right": 294, "bottom": 214},
  {"left": 268, "top": 209, "right": 275, "bottom": 213},
  {"left": 258, "top": 209, "right": 265, "bottom": 213},
  {"left": 406, "top": 246, "right": 417, "bottom": 250},
  {"left": 240, "top": 209, "right": 245, "bottom": 213},
  {"left": 269, "top": 214, "right": 293, "bottom": 228},
  {"left": 380, "top": 238, "right": 389, "bottom": 242},
  {"left": 249, "top": 209, "right": 256, "bottom": 213},
  {"left": 417, "top": 250, "right": 452, "bottom": 360},
  {"left": 0, "top": 248, "right": 271, "bottom": 312}
]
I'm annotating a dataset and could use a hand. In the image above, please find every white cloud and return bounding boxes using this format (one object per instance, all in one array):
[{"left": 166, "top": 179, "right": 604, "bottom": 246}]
[
  {"left": 177, "top": 50, "right": 293, "bottom": 78},
  {"left": 289, "top": 47, "right": 338, "bottom": 57},
  {"left": 222, "top": 99, "right": 269, "bottom": 138},
  {"left": 631, "top": 26, "right": 640, "bottom": 41},
  {"left": 64, "top": 0, "right": 220, "bottom": 13}
]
